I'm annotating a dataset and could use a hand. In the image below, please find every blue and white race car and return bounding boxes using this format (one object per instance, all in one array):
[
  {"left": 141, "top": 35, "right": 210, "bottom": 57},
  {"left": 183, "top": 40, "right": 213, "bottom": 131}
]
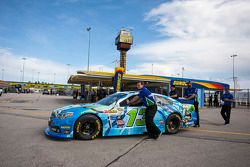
[{"left": 45, "top": 91, "right": 197, "bottom": 140}]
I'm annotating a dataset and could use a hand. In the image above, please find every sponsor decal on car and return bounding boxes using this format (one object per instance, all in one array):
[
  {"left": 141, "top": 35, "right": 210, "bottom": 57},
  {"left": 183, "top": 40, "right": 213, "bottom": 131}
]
[{"left": 61, "top": 126, "right": 70, "bottom": 129}]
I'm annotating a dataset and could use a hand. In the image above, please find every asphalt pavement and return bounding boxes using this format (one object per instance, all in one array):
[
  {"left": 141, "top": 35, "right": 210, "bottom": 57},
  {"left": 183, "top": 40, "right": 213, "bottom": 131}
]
[{"left": 0, "top": 93, "right": 249, "bottom": 167}]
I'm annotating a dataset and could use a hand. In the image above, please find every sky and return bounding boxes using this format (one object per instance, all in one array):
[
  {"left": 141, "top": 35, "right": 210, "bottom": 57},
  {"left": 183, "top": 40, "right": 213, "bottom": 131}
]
[{"left": 0, "top": 0, "right": 249, "bottom": 89}]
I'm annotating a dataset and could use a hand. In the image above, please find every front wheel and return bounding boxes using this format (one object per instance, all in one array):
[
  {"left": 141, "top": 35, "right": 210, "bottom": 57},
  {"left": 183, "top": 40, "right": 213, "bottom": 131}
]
[
  {"left": 74, "top": 115, "right": 101, "bottom": 140},
  {"left": 165, "top": 113, "right": 182, "bottom": 134}
]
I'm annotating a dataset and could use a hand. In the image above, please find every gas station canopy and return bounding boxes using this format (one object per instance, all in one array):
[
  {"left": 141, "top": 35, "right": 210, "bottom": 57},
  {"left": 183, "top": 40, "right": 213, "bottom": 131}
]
[
  {"left": 68, "top": 71, "right": 170, "bottom": 87},
  {"left": 68, "top": 71, "right": 229, "bottom": 90}
]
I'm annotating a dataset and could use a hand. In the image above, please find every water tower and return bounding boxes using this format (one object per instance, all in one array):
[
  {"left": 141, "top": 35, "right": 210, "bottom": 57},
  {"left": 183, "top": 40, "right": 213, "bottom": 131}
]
[{"left": 115, "top": 29, "right": 133, "bottom": 73}]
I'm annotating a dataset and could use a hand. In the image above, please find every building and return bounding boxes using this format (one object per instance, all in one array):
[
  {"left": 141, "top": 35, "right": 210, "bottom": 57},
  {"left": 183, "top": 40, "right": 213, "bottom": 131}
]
[{"left": 68, "top": 70, "right": 229, "bottom": 107}]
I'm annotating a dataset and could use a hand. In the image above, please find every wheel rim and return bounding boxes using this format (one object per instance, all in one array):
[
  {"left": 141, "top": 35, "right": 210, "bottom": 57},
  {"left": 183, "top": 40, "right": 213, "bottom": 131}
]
[
  {"left": 168, "top": 117, "right": 180, "bottom": 130},
  {"left": 80, "top": 121, "right": 96, "bottom": 135}
]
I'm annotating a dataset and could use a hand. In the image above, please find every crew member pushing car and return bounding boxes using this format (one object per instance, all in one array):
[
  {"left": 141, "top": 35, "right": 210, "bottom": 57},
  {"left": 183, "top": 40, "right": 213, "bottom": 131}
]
[
  {"left": 184, "top": 81, "right": 200, "bottom": 127},
  {"left": 221, "top": 88, "right": 234, "bottom": 125},
  {"left": 127, "top": 81, "right": 161, "bottom": 139}
]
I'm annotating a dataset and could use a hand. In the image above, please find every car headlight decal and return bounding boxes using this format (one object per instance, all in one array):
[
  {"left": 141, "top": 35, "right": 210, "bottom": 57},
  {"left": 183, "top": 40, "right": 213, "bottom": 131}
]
[{"left": 58, "top": 112, "right": 73, "bottom": 119}]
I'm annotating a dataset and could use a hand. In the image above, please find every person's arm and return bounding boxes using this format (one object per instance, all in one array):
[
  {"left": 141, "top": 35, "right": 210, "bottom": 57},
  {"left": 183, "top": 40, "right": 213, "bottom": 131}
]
[
  {"left": 170, "top": 94, "right": 178, "bottom": 98},
  {"left": 185, "top": 94, "right": 195, "bottom": 100},
  {"left": 224, "top": 95, "right": 235, "bottom": 102},
  {"left": 224, "top": 98, "right": 234, "bottom": 102},
  {"left": 185, "top": 88, "right": 197, "bottom": 100},
  {"left": 127, "top": 96, "right": 141, "bottom": 105}
]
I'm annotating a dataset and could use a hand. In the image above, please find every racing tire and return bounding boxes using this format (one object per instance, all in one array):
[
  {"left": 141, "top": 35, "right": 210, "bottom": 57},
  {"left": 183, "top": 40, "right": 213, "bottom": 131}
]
[
  {"left": 74, "top": 114, "right": 101, "bottom": 140},
  {"left": 165, "top": 113, "right": 182, "bottom": 134}
]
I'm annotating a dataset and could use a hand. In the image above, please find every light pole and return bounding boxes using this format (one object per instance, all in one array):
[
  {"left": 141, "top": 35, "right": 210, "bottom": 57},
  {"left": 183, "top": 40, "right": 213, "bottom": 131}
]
[
  {"left": 1, "top": 69, "right": 4, "bottom": 80},
  {"left": 37, "top": 72, "right": 40, "bottom": 82},
  {"left": 31, "top": 69, "right": 35, "bottom": 83},
  {"left": 67, "top": 64, "right": 70, "bottom": 79},
  {"left": 181, "top": 67, "right": 185, "bottom": 78},
  {"left": 20, "top": 70, "right": 23, "bottom": 82},
  {"left": 151, "top": 64, "right": 154, "bottom": 75},
  {"left": 86, "top": 27, "right": 91, "bottom": 71},
  {"left": 22, "top": 57, "right": 26, "bottom": 82},
  {"left": 231, "top": 54, "right": 238, "bottom": 106},
  {"left": 53, "top": 73, "right": 56, "bottom": 84}
]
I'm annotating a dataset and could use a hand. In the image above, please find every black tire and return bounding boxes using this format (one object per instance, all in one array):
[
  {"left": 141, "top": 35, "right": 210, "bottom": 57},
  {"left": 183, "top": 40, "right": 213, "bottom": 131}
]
[
  {"left": 165, "top": 113, "right": 182, "bottom": 134},
  {"left": 74, "top": 114, "right": 101, "bottom": 140}
]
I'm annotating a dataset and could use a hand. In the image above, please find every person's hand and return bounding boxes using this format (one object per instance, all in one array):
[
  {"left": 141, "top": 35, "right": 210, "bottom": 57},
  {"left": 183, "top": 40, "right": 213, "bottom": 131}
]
[
  {"left": 126, "top": 99, "right": 130, "bottom": 105},
  {"left": 184, "top": 97, "right": 188, "bottom": 101}
]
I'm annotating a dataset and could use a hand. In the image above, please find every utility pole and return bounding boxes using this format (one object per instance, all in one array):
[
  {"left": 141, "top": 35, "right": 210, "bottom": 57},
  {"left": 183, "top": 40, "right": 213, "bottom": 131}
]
[
  {"left": 20, "top": 70, "right": 23, "bottom": 82},
  {"left": 31, "top": 69, "right": 35, "bottom": 83},
  {"left": 1, "top": 69, "right": 4, "bottom": 80},
  {"left": 37, "top": 72, "right": 40, "bottom": 82},
  {"left": 181, "top": 67, "right": 185, "bottom": 78},
  {"left": 231, "top": 54, "right": 238, "bottom": 107},
  {"left": 67, "top": 64, "right": 70, "bottom": 79},
  {"left": 151, "top": 64, "right": 154, "bottom": 75},
  {"left": 22, "top": 57, "right": 26, "bottom": 82},
  {"left": 86, "top": 27, "right": 91, "bottom": 71},
  {"left": 248, "top": 89, "right": 249, "bottom": 108},
  {"left": 53, "top": 73, "right": 56, "bottom": 84}
]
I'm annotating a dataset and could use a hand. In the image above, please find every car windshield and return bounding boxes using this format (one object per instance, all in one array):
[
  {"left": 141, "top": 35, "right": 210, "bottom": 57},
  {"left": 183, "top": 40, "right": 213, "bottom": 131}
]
[{"left": 96, "top": 93, "right": 127, "bottom": 106}]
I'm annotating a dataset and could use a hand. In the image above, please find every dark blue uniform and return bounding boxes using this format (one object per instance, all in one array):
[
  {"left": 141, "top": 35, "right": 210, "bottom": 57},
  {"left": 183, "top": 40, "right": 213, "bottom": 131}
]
[
  {"left": 221, "top": 93, "right": 233, "bottom": 106},
  {"left": 184, "top": 87, "right": 198, "bottom": 102},
  {"left": 138, "top": 87, "right": 160, "bottom": 139},
  {"left": 221, "top": 92, "right": 234, "bottom": 124},
  {"left": 184, "top": 87, "right": 199, "bottom": 126},
  {"left": 169, "top": 90, "right": 178, "bottom": 99},
  {"left": 138, "top": 87, "right": 156, "bottom": 107}
]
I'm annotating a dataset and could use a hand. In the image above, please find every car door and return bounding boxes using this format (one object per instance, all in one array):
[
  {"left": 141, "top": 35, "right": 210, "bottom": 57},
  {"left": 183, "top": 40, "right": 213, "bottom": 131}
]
[
  {"left": 154, "top": 95, "right": 177, "bottom": 128},
  {"left": 117, "top": 94, "right": 147, "bottom": 135}
]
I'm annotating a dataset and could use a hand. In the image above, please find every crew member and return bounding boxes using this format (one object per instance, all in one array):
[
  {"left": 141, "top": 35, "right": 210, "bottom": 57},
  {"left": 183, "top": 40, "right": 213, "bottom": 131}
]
[
  {"left": 209, "top": 95, "right": 213, "bottom": 107},
  {"left": 221, "top": 88, "right": 234, "bottom": 125},
  {"left": 169, "top": 85, "right": 178, "bottom": 99},
  {"left": 184, "top": 81, "right": 200, "bottom": 127},
  {"left": 127, "top": 81, "right": 161, "bottom": 139}
]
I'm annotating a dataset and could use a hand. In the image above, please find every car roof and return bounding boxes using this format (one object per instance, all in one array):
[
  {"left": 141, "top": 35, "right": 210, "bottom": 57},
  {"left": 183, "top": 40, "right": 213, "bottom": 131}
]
[{"left": 116, "top": 91, "right": 137, "bottom": 94}]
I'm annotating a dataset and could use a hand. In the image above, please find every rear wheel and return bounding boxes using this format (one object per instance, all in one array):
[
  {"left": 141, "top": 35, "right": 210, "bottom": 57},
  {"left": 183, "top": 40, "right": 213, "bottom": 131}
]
[
  {"left": 74, "top": 115, "right": 101, "bottom": 140},
  {"left": 166, "top": 114, "right": 182, "bottom": 134}
]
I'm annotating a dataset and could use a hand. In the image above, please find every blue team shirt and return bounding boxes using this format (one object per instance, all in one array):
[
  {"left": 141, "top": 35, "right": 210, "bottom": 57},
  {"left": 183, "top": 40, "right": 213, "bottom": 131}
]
[
  {"left": 221, "top": 92, "right": 233, "bottom": 106},
  {"left": 138, "top": 87, "right": 156, "bottom": 107},
  {"left": 169, "top": 90, "right": 178, "bottom": 99},
  {"left": 184, "top": 87, "right": 197, "bottom": 102}
]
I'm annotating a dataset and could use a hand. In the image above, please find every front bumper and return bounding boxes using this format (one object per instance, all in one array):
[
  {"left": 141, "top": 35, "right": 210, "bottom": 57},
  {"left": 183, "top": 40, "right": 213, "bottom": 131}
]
[
  {"left": 44, "top": 128, "right": 73, "bottom": 139},
  {"left": 44, "top": 118, "right": 74, "bottom": 139}
]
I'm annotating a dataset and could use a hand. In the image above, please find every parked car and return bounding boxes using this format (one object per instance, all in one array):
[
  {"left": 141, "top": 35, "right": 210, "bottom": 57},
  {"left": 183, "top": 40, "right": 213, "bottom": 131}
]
[
  {"left": 42, "top": 89, "right": 50, "bottom": 95},
  {"left": 0, "top": 88, "right": 3, "bottom": 96}
]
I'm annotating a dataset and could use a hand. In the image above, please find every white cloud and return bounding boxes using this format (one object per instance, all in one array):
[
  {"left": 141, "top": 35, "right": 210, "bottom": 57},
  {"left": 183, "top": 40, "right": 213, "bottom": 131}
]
[
  {"left": 0, "top": 48, "right": 113, "bottom": 84},
  {"left": 131, "top": 0, "right": 250, "bottom": 89},
  {"left": 145, "top": 0, "right": 250, "bottom": 39}
]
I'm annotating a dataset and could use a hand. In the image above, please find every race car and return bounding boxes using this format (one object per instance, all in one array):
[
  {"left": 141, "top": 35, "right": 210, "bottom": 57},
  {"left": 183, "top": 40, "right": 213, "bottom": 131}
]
[{"left": 45, "top": 91, "right": 197, "bottom": 140}]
